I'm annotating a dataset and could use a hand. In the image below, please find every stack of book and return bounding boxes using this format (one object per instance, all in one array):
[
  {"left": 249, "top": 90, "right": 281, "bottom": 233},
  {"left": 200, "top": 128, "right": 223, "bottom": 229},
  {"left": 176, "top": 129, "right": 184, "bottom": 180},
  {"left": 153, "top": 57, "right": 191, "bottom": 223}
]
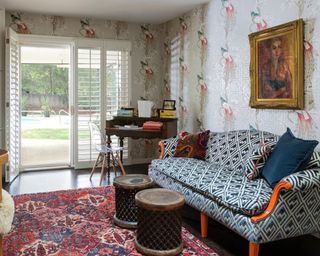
[
  {"left": 159, "top": 109, "right": 176, "bottom": 118},
  {"left": 143, "top": 121, "right": 163, "bottom": 131}
]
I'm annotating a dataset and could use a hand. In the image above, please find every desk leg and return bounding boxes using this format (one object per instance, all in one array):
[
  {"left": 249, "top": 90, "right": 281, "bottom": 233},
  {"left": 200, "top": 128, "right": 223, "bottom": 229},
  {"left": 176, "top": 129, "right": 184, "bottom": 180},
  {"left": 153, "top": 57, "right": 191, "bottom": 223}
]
[
  {"left": 107, "top": 135, "right": 111, "bottom": 178},
  {"left": 119, "top": 137, "right": 124, "bottom": 163}
]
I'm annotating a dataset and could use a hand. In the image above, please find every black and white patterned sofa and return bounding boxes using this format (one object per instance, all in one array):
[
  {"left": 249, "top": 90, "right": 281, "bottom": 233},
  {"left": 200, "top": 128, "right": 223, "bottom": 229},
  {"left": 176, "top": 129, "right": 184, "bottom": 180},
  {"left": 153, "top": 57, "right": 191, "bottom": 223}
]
[{"left": 148, "top": 130, "right": 320, "bottom": 256}]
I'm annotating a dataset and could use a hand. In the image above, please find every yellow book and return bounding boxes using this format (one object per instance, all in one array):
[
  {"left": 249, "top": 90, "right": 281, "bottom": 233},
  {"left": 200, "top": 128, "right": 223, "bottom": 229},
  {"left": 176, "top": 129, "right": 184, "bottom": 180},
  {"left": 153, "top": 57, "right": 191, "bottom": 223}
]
[{"left": 160, "top": 109, "right": 176, "bottom": 118}]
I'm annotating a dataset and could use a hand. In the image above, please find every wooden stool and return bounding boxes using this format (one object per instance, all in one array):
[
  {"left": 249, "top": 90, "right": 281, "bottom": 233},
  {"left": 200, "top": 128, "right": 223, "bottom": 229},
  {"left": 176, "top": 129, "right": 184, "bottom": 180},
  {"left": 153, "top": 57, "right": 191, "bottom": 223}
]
[
  {"left": 135, "top": 188, "right": 185, "bottom": 256},
  {"left": 113, "top": 174, "right": 153, "bottom": 228}
]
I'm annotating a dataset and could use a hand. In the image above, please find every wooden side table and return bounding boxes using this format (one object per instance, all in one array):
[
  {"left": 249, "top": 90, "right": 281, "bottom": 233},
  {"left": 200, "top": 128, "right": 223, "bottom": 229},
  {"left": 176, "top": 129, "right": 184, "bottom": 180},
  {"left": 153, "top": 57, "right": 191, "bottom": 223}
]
[
  {"left": 135, "top": 188, "right": 185, "bottom": 256},
  {"left": 113, "top": 174, "right": 153, "bottom": 228}
]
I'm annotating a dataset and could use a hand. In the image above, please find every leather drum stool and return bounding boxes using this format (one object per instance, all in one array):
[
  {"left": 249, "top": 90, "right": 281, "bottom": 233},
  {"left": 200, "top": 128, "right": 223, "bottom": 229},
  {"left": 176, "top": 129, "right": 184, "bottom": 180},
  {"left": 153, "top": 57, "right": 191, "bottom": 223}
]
[
  {"left": 135, "top": 188, "right": 185, "bottom": 256},
  {"left": 113, "top": 174, "right": 153, "bottom": 228}
]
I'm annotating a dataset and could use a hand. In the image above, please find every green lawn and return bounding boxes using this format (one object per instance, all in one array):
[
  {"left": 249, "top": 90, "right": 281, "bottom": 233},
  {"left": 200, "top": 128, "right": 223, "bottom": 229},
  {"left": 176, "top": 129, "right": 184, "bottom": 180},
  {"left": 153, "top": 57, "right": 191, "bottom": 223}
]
[
  {"left": 22, "top": 128, "right": 69, "bottom": 140},
  {"left": 22, "top": 128, "right": 90, "bottom": 140}
]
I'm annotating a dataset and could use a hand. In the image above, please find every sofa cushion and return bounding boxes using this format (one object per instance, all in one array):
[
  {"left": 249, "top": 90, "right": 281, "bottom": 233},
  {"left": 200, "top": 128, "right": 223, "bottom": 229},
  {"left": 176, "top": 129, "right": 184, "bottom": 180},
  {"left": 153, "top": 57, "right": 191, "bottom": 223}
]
[
  {"left": 305, "top": 151, "right": 320, "bottom": 169},
  {"left": 151, "top": 157, "right": 273, "bottom": 216},
  {"left": 262, "top": 128, "right": 319, "bottom": 188},
  {"left": 205, "top": 130, "right": 279, "bottom": 171},
  {"left": 174, "top": 130, "right": 210, "bottom": 160}
]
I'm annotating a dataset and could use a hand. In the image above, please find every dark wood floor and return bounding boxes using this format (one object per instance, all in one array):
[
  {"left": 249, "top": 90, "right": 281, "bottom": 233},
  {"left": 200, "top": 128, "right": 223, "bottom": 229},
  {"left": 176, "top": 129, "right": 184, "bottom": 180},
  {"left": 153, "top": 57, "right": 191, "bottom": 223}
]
[{"left": 4, "top": 165, "right": 320, "bottom": 256}]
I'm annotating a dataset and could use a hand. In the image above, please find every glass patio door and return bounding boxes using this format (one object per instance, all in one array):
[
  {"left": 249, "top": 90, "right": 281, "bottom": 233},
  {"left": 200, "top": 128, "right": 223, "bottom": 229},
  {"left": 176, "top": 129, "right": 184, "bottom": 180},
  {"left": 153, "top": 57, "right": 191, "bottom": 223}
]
[
  {"left": 6, "top": 29, "right": 74, "bottom": 174},
  {"left": 20, "top": 45, "right": 71, "bottom": 169},
  {"left": 6, "top": 33, "right": 131, "bottom": 173}
]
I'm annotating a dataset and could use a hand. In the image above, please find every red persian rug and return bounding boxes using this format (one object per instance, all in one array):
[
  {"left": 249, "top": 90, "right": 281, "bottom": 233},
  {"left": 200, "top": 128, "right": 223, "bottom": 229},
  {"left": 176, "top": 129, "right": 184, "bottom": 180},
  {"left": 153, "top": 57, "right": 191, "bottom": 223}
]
[{"left": 4, "top": 186, "right": 219, "bottom": 256}]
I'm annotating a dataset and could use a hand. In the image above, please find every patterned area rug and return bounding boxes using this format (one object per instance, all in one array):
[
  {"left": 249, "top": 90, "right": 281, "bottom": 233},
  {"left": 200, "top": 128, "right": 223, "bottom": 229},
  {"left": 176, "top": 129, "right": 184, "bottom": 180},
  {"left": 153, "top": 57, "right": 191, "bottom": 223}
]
[{"left": 4, "top": 186, "right": 219, "bottom": 255}]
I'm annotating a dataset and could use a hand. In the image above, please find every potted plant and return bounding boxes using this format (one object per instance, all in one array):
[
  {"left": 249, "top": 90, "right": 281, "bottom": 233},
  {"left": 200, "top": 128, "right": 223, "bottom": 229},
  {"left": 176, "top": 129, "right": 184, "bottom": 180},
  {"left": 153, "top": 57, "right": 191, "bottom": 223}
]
[
  {"left": 21, "top": 95, "right": 29, "bottom": 116},
  {"left": 41, "top": 97, "right": 51, "bottom": 117}
]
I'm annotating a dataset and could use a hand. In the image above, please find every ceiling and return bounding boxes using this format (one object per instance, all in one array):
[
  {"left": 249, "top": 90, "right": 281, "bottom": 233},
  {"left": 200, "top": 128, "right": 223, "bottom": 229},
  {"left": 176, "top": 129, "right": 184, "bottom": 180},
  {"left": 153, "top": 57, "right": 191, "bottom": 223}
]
[{"left": 2, "top": 0, "right": 211, "bottom": 24}]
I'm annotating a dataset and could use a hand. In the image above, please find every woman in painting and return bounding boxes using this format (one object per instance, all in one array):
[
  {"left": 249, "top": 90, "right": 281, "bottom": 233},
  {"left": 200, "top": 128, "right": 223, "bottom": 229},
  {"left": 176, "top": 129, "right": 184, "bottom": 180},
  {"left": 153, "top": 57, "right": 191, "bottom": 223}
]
[{"left": 260, "top": 37, "right": 292, "bottom": 98}]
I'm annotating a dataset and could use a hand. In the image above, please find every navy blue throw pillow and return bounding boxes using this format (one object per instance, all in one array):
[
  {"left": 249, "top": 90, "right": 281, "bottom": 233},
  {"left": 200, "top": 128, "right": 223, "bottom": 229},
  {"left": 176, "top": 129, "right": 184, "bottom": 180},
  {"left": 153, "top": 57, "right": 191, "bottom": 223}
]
[{"left": 262, "top": 128, "right": 318, "bottom": 188}]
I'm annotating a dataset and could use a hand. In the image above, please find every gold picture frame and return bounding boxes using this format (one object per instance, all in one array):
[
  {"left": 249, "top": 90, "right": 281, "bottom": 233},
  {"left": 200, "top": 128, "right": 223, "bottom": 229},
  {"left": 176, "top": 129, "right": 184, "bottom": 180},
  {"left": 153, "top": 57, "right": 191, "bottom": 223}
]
[{"left": 249, "top": 19, "right": 304, "bottom": 109}]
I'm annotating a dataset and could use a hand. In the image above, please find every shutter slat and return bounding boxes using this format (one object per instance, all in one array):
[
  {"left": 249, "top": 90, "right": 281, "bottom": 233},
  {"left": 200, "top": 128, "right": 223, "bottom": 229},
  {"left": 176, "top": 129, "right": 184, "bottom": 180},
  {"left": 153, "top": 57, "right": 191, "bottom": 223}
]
[
  {"left": 106, "top": 50, "right": 129, "bottom": 158},
  {"left": 77, "top": 48, "right": 101, "bottom": 163}
]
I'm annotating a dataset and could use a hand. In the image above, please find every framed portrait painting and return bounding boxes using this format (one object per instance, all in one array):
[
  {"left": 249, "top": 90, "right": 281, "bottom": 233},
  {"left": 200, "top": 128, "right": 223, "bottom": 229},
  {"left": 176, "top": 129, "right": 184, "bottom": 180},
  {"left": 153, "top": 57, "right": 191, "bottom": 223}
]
[{"left": 249, "top": 19, "right": 304, "bottom": 109}]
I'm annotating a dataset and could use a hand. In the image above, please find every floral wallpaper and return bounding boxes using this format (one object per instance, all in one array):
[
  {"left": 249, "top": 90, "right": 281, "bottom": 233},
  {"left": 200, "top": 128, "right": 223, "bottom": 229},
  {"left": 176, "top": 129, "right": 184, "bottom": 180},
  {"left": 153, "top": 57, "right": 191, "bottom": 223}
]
[
  {"left": 162, "top": 6, "right": 209, "bottom": 132},
  {"left": 5, "top": 11, "right": 166, "bottom": 162},
  {"left": 5, "top": 0, "right": 320, "bottom": 162},
  {"left": 163, "top": 0, "right": 320, "bottom": 143}
]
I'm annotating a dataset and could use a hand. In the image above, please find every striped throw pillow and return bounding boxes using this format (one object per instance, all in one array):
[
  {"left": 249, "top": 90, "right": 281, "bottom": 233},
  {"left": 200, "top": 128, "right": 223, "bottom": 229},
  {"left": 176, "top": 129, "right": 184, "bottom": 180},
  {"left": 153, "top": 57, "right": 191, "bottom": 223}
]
[{"left": 243, "top": 143, "right": 272, "bottom": 180}]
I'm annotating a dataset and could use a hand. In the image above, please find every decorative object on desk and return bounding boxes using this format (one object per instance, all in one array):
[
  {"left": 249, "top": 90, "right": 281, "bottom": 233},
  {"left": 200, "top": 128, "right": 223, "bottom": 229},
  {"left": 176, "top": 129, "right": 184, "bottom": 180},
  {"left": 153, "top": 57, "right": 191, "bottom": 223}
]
[
  {"left": 249, "top": 19, "right": 304, "bottom": 109},
  {"left": 123, "top": 125, "right": 142, "bottom": 129},
  {"left": 163, "top": 99, "right": 176, "bottom": 110},
  {"left": 117, "top": 107, "right": 134, "bottom": 117},
  {"left": 152, "top": 108, "right": 159, "bottom": 117},
  {"left": 159, "top": 109, "right": 177, "bottom": 118},
  {"left": 138, "top": 100, "right": 154, "bottom": 118},
  {"left": 143, "top": 121, "right": 163, "bottom": 131},
  {"left": 174, "top": 130, "right": 210, "bottom": 160}
]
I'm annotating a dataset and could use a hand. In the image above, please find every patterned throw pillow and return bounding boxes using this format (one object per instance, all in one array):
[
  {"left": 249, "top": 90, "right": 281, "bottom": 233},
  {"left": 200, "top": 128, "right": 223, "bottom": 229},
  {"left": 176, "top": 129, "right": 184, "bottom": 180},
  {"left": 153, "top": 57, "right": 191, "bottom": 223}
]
[
  {"left": 305, "top": 151, "right": 320, "bottom": 169},
  {"left": 243, "top": 143, "right": 272, "bottom": 180},
  {"left": 174, "top": 130, "right": 210, "bottom": 160}
]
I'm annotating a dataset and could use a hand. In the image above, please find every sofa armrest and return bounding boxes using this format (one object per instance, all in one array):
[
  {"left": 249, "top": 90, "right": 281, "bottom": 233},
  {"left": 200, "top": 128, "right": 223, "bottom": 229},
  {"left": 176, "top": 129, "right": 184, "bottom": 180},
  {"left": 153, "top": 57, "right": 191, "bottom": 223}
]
[
  {"left": 281, "top": 168, "right": 320, "bottom": 191},
  {"left": 251, "top": 169, "right": 320, "bottom": 223},
  {"left": 158, "top": 136, "right": 179, "bottom": 159},
  {"left": 251, "top": 181, "right": 292, "bottom": 223}
]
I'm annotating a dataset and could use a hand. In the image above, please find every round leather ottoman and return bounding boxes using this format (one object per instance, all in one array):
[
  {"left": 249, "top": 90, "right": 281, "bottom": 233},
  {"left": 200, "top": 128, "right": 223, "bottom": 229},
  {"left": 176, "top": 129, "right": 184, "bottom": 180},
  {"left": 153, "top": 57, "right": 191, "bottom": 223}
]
[
  {"left": 113, "top": 174, "right": 153, "bottom": 228},
  {"left": 135, "top": 188, "right": 185, "bottom": 256}
]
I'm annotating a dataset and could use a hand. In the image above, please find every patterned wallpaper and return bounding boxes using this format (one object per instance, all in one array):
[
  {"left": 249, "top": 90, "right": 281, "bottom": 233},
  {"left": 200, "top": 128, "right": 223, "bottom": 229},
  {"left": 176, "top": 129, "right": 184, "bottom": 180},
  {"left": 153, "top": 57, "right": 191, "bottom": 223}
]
[
  {"left": 6, "top": 12, "right": 165, "bottom": 107},
  {"left": 5, "top": 11, "right": 166, "bottom": 161},
  {"left": 6, "top": 0, "right": 320, "bottom": 160},
  {"left": 162, "top": 7, "right": 209, "bottom": 132},
  {"left": 163, "top": 0, "right": 320, "bottom": 142}
]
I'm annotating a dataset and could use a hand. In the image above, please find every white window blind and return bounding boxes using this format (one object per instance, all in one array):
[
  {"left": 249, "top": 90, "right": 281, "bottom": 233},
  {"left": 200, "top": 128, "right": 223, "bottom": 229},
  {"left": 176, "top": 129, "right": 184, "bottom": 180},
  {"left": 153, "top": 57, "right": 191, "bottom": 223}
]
[
  {"left": 75, "top": 43, "right": 131, "bottom": 167},
  {"left": 106, "top": 50, "right": 129, "bottom": 119},
  {"left": 106, "top": 50, "right": 130, "bottom": 158},
  {"left": 5, "top": 28, "right": 21, "bottom": 181},
  {"left": 76, "top": 48, "right": 101, "bottom": 163}
]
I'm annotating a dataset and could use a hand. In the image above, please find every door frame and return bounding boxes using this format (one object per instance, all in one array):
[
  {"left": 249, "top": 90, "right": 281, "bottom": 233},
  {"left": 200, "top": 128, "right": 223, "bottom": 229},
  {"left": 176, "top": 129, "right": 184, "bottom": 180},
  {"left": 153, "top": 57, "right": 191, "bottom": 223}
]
[
  {"left": 16, "top": 34, "right": 75, "bottom": 170},
  {"left": 6, "top": 33, "right": 132, "bottom": 172}
]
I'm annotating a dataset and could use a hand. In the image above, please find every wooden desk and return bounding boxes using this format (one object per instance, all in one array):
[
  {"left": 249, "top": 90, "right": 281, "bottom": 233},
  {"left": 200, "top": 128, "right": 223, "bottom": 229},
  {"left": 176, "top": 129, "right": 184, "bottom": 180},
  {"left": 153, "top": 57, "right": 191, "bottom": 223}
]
[{"left": 106, "top": 116, "right": 177, "bottom": 161}]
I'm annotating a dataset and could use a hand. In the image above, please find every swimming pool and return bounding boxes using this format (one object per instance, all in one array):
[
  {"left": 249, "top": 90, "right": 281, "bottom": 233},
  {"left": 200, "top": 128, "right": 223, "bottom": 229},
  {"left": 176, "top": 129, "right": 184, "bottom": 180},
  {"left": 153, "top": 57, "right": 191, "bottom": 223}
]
[{"left": 21, "top": 115, "right": 70, "bottom": 129}]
